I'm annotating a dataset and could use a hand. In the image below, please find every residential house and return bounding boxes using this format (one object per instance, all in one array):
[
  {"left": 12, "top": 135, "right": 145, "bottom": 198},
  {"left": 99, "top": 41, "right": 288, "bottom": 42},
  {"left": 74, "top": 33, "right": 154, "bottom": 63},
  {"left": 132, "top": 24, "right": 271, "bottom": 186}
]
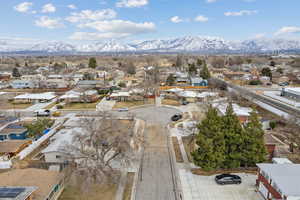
[
  {"left": 0, "top": 140, "right": 31, "bottom": 160},
  {"left": 41, "top": 127, "right": 83, "bottom": 163},
  {"left": 256, "top": 163, "right": 300, "bottom": 200},
  {"left": 110, "top": 91, "right": 131, "bottom": 102},
  {"left": 59, "top": 90, "right": 98, "bottom": 103},
  {"left": 0, "top": 168, "right": 64, "bottom": 200},
  {"left": 14, "top": 92, "right": 56, "bottom": 103},
  {"left": 175, "top": 72, "right": 189, "bottom": 85},
  {"left": 76, "top": 80, "right": 104, "bottom": 89},
  {"left": 212, "top": 103, "right": 253, "bottom": 123},
  {"left": 272, "top": 72, "right": 289, "bottom": 84},
  {"left": 10, "top": 80, "right": 36, "bottom": 89},
  {"left": 0, "top": 186, "right": 37, "bottom": 200},
  {"left": 40, "top": 79, "right": 69, "bottom": 89},
  {"left": 0, "top": 72, "right": 11, "bottom": 81},
  {"left": 21, "top": 74, "right": 45, "bottom": 81},
  {"left": 223, "top": 71, "right": 247, "bottom": 81},
  {"left": 0, "top": 122, "right": 28, "bottom": 141},
  {"left": 190, "top": 77, "right": 208, "bottom": 86}
]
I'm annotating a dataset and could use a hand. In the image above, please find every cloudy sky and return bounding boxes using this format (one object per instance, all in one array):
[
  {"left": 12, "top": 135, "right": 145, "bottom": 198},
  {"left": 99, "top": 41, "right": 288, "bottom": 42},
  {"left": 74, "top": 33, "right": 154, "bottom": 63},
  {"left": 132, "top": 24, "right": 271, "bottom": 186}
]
[{"left": 1, "top": 0, "right": 300, "bottom": 43}]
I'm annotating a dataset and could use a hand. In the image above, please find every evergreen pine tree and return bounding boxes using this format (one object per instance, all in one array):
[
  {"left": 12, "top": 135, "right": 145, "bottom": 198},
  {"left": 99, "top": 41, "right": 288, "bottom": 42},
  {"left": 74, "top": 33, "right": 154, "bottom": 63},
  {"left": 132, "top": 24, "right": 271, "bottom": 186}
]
[
  {"left": 242, "top": 111, "right": 267, "bottom": 167},
  {"left": 88, "top": 57, "right": 97, "bottom": 69},
  {"left": 200, "top": 61, "right": 211, "bottom": 79},
  {"left": 12, "top": 67, "right": 21, "bottom": 77},
  {"left": 221, "top": 103, "right": 244, "bottom": 169},
  {"left": 192, "top": 106, "right": 225, "bottom": 171}
]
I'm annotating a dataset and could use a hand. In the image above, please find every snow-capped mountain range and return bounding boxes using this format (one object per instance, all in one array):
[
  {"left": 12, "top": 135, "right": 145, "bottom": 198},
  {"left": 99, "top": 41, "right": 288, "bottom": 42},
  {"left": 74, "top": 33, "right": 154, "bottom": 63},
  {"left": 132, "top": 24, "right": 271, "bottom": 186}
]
[{"left": 1, "top": 36, "right": 300, "bottom": 54}]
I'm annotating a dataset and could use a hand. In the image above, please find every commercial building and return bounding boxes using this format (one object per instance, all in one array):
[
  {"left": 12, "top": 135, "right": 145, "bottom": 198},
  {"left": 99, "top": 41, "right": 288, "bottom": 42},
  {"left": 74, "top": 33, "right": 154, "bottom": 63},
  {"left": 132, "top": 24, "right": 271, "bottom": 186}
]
[{"left": 281, "top": 87, "right": 300, "bottom": 101}]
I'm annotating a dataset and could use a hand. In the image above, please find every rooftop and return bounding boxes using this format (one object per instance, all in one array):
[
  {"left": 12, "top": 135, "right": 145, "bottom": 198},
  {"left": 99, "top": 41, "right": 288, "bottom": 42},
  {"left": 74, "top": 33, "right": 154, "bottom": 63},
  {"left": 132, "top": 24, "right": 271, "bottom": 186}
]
[
  {"left": 0, "top": 186, "right": 37, "bottom": 200},
  {"left": 0, "top": 140, "right": 31, "bottom": 153},
  {"left": 0, "top": 168, "right": 63, "bottom": 200},
  {"left": 257, "top": 163, "right": 300, "bottom": 197}
]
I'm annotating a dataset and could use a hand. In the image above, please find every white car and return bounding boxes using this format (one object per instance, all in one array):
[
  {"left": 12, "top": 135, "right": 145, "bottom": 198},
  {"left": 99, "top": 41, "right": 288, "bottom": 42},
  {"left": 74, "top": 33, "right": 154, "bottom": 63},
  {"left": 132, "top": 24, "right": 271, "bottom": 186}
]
[
  {"left": 118, "top": 108, "right": 129, "bottom": 112},
  {"left": 35, "top": 109, "right": 51, "bottom": 117}
]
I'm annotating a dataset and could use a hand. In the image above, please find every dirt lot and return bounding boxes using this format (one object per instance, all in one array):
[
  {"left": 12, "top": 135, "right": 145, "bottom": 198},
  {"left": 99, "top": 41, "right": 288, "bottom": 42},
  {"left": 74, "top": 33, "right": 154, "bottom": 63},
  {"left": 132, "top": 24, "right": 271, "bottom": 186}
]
[
  {"left": 182, "top": 136, "right": 194, "bottom": 163},
  {"left": 172, "top": 137, "right": 184, "bottom": 163},
  {"left": 62, "top": 100, "right": 101, "bottom": 110},
  {"left": 0, "top": 102, "right": 32, "bottom": 109},
  {"left": 162, "top": 99, "right": 181, "bottom": 106},
  {"left": 59, "top": 183, "right": 118, "bottom": 200},
  {"left": 113, "top": 99, "right": 154, "bottom": 109}
]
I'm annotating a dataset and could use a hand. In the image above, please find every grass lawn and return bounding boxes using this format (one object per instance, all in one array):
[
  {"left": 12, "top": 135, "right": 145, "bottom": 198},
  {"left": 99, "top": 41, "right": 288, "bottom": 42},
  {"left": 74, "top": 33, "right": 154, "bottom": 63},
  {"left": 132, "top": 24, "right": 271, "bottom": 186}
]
[
  {"left": 62, "top": 100, "right": 101, "bottom": 110},
  {"left": 59, "top": 183, "right": 118, "bottom": 200},
  {"left": 113, "top": 99, "right": 155, "bottom": 109},
  {"left": 122, "top": 172, "right": 135, "bottom": 200},
  {"left": 162, "top": 99, "right": 181, "bottom": 106},
  {"left": 0, "top": 102, "right": 32, "bottom": 109},
  {"left": 182, "top": 136, "right": 194, "bottom": 163},
  {"left": 172, "top": 137, "right": 184, "bottom": 163}
]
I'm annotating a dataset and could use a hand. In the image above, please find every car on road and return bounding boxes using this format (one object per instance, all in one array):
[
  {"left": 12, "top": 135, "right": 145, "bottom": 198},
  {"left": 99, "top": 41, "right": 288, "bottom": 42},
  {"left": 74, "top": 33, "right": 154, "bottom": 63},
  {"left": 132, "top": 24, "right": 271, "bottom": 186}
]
[
  {"left": 279, "top": 82, "right": 289, "bottom": 86},
  {"left": 215, "top": 174, "right": 242, "bottom": 185},
  {"left": 171, "top": 114, "right": 182, "bottom": 121},
  {"left": 35, "top": 109, "right": 51, "bottom": 117},
  {"left": 118, "top": 107, "right": 129, "bottom": 112}
]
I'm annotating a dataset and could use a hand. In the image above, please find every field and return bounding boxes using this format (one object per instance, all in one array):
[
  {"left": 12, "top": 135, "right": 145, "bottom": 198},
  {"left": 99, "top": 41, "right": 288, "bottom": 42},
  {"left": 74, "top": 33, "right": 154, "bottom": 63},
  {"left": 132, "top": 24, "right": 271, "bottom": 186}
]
[{"left": 0, "top": 102, "right": 32, "bottom": 109}]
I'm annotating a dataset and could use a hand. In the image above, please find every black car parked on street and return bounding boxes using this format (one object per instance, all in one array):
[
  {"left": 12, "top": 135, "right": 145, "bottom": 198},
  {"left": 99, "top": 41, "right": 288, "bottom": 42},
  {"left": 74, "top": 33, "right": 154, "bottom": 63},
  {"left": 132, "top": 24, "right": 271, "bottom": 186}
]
[{"left": 215, "top": 174, "right": 242, "bottom": 185}]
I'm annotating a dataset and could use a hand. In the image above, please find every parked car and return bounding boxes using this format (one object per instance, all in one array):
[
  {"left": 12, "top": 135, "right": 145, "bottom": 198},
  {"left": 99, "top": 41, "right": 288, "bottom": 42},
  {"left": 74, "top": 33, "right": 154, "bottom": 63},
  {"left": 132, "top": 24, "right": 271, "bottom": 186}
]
[
  {"left": 118, "top": 108, "right": 129, "bottom": 112},
  {"left": 279, "top": 82, "right": 289, "bottom": 86},
  {"left": 182, "top": 100, "right": 189, "bottom": 105},
  {"left": 215, "top": 174, "right": 242, "bottom": 185},
  {"left": 35, "top": 109, "right": 51, "bottom": 117},
  {"left": 171, "top": 114, "right": 182, "bottom": 121}
]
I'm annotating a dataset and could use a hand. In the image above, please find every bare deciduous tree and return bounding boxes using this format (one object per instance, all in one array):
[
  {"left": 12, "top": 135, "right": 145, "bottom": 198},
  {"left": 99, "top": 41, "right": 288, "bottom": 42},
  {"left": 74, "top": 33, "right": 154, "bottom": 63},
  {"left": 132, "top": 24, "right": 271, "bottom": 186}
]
[{"left": 63, "top": 112, "right": 138, "bottom": 187}]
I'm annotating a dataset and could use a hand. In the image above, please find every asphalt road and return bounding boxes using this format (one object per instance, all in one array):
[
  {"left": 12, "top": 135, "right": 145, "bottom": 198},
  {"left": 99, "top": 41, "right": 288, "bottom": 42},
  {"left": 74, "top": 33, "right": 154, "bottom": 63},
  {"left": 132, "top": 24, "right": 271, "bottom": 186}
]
[{"left": 132, "top": 106, "right": 180, "bottom": 200}]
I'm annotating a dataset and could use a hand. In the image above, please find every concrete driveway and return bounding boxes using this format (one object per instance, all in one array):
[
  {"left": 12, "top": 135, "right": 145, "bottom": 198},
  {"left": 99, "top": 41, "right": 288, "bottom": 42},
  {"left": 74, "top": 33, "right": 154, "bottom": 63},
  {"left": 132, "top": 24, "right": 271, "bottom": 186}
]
[{"left": 179, "top": 170, "right": 263, "bottom": 200}]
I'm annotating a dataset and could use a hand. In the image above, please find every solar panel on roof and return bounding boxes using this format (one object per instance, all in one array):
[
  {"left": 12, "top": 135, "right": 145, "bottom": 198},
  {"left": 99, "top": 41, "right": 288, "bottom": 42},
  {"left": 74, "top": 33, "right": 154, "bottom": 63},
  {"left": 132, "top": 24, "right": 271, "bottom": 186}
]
[{"left": 0, "top": 187, "right": 25, "bottom": 198}]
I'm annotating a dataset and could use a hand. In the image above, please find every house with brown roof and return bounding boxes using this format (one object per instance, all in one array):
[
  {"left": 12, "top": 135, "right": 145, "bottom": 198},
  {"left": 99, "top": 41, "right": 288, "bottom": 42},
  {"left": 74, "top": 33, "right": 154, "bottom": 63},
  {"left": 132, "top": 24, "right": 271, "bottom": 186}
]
[{"left": 0, "top": 168, "right": 64, "bottom": 200}]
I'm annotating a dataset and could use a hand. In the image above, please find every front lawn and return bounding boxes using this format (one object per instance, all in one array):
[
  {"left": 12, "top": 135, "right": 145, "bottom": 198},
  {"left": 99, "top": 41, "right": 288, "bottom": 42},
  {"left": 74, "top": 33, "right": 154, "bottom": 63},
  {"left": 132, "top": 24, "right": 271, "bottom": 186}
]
[
  {"left": 113, "top": 99, "right": 154, "bottom": 109},
  {"left": 62, "top": 100, "right": 101, "bottom": 110}
]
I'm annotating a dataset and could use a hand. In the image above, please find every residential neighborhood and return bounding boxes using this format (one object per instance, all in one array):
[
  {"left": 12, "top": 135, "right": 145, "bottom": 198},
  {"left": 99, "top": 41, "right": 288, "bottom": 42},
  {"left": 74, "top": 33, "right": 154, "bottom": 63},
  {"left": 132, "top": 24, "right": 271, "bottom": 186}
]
[{"left": 0, "top": 53, "right": 299, "bottom": 200}]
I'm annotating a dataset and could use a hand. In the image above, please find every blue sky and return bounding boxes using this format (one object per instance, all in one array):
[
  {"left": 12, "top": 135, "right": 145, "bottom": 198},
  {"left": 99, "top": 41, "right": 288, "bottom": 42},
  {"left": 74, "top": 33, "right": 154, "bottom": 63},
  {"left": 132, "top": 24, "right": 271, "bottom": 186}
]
[{"left": 1, "top": 0, "right": 300, "bottom": 43}]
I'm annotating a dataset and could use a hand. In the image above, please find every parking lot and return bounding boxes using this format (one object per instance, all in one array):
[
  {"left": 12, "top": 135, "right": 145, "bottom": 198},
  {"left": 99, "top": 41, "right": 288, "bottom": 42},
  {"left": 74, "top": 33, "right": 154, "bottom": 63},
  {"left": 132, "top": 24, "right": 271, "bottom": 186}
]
[{"left": 179, "top": 169, "right": 263, "bottom": 200}]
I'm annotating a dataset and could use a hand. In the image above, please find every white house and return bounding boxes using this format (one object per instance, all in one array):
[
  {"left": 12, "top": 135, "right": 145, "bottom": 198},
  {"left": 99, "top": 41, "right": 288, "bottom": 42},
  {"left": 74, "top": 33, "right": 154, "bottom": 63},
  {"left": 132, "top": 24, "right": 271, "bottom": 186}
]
[
  {"left": 14, "top": 92, "right": 56, "bottom": 103},
  {"left": 10, "top": 80, "right": 36, "bottom": 89},
  {"left": 41, "top": 128, "right": 80, "bottom": 163},
  {"left": 257, "top": 163, "right": 300, "bottom": 200}
]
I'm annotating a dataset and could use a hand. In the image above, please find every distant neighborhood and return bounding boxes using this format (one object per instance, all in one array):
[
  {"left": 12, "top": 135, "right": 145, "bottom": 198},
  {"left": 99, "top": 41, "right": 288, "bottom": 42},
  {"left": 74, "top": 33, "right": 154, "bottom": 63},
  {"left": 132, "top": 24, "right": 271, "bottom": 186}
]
[{"left": 0, "top": 54, "right": 299, "bottom": 200}]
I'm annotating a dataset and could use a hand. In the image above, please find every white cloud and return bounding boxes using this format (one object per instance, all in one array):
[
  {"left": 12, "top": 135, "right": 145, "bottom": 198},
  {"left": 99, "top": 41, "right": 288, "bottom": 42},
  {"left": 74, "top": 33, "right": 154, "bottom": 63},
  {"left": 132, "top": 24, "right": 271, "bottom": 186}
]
[
  {"left": 69, "top": 32, "right": 131, "bottom": 40},
  {"left": 78, "top": 20, "right": 155, "bottom": 34},
  {"left": 66, "top": 9, "right": 117, "bottom": 23},
  {"left": 42, "top": 3, "right": 56, "bottom": 13},
  {"left": 224, "top": 10, "right": 257, "bottom": 16},
  {"left": 275, "top": 26, "right": 300, "bottom": 36},
  {"left": 206, "top": 0, "right": 217, "bottom": 3},
  {"left": 35, "top": 16, "right": 64, "bottom": 29},
  {"left": 116, "top": 0, "right": 148, "bottom": 8},
  {"left": 170, "top": 16, "right": 183, "bottom": 23},
  {"left": 195, "top": 15, "right": 209, "bottom": 22},
  {"left": 14, "top": 2, "right": 33, "bottom": 13},
  {"left": 67, "top": 4, "right": 77, "bottom": 10},
  {"left": 253, "top": 33, "right": 266, "bottom": 39}
]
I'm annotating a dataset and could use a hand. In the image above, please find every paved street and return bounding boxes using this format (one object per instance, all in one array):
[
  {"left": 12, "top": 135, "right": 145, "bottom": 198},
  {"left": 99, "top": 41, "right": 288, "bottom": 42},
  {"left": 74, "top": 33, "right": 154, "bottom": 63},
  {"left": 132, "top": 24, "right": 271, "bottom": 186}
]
[{"left": 132, "top": 106, "right": 180, "bottom": 200}]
